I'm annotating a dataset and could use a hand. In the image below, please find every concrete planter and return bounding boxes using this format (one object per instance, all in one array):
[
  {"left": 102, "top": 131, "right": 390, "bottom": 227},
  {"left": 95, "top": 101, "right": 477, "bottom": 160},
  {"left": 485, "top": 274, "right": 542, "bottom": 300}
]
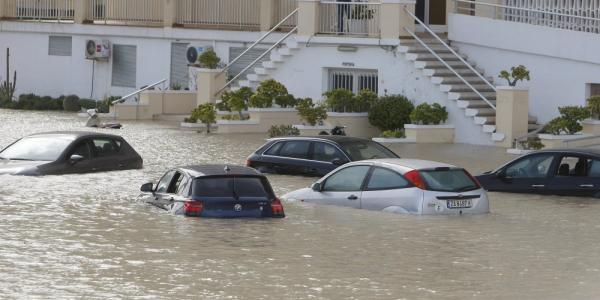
[
  {"left": 293, "top": 124, "right": 333, "bottom": 136},
  {"left": 582, "top": 119, "right": 600, "bottom": 134},
  {"left": 190, "top": 67, "right": 226, "bottom": 105},
  {"left": 325, "top": 112, "right": 379, "bottom": 138},
  {"left": 216, "top": 119, "right": 261, "bottom": 134},
  {"left": 372, "top": 137, "right": 416, "bottom": 144},
  {"left": 405, "top": 124, "right": 455, "bottom": 143},
  {"left": 506, "top": 148, "right": 534, "bottom": 155},
  {"left": 538, "top": 133, "right": 596, "bottom": 148},
  {"left": 248, "top": 107, "right": 302, "bottom": 132},
  {"left": 494, "top": 86, "right": 529, "bottom": 148}
]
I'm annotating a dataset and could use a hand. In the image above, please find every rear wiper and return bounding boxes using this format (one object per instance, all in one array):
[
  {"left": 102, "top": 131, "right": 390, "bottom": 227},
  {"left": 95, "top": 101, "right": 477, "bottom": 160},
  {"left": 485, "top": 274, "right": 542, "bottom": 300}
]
[{"left": 456, "top": 186, "right": 477, "bottom": 192}]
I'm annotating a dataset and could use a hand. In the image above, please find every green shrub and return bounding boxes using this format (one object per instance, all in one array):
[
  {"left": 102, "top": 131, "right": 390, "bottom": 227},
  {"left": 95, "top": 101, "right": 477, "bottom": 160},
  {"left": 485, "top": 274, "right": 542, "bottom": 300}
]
[
  {"left": 198, "top": 49, "right": 221, "bottom": 69},
  {"left": 323, "top": 88, "right": 354, "bottom": 112},
  {"left": 353, "top": 89, "right": 377, "bottom": 112},
  {"left": 268, "top": 125, "right": 300, "bottom": 138},
  {"left": 587, "top": 95, "right": 600, "bottom": 119},
  {"left": 221, "top": 87, "right": 253, "bottom": 119},
  {"left": 183, "top": 116, "right": 197, "bottom": 123},
  {"left": 275, "top": 94, "right": 298, "bottom": 108},
  {"left": 191, "top": 103, "right": 217, "bottom": 133},
  {"left": 544, "top": 106, "right": 590, "bottom": 135},
  {"left": 63, "top": 94, "right": 81, "bottom": 112},
  {"left": 381, "top": 129, "right": 405, "bottom": 138},
  {"left": 368, "top": 95, "right": 414, "bottom": 131},
  {"left": 170, "top": 83, "right": 182, "bottom": 90},
  {"left": 499, "top": 65, "right": 530, "bottom": 87},
  {"left": 410, "top": 103, "right": 448, "bottom": 125},
  {"left": 248, "top": 80, "right": 295, "bottom": 108},
  {"left": 518, "top": 137, "right": 544, "bottom": 150},
  {"left": 13, "top": 94, "right": 62, "bottom": 110},
  {"left": 248, "top": 93, "right": 272, "bottom": 108},
  {"left": 296, "top": 98, "right": 327, "bottom": 126}
]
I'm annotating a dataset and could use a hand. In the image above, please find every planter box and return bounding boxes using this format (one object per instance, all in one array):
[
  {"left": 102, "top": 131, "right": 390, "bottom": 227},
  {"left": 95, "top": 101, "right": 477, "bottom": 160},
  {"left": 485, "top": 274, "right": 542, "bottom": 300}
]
[
  {"left": 325, "top": 112, "right": 379, "bottom": 138},
  {"left": 248, "top": 108, "right": 302, "bottom": 132},
  {"left": 405, "top": 124, "right": 455, "bottom": 143},
  {"left": 538, "top": 133, "right": 598, "bottom": 148},
  {"left": 293, "top": 124, "right": 333, "bottom": 136},
  {"left": 582, "top": 119, "right": 600, "bottom": 134},
  {"left": 216, "top": 119, "right": 261, "bottom": 134},
  {"left": 372, "top": 137, "right": 416, "bottom": 144},
  {"left": 507, "top": 148, "right": 534, "bottom": 155}
]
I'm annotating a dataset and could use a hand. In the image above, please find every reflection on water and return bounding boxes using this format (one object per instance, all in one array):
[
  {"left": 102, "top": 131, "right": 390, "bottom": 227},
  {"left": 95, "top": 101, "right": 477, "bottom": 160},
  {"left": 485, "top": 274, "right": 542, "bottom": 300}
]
[{"left": 1, "top": 109, "right": 600, "bottom": 299}]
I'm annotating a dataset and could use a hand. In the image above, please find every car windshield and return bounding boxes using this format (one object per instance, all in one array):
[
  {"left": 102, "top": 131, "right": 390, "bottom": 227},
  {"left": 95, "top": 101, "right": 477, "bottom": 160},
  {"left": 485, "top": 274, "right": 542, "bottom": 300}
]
[
  {"left": 0, "top": 136, "right": 72, "bottom": 161},
  {"left": 420, "top": 168, "right": 480, "bottom": 192},
  {"left": 193, "top": 176, "right": 272, "bottom": 198},
  {"left": 340, "top": 141, "right": 398, "bottom": 161}
]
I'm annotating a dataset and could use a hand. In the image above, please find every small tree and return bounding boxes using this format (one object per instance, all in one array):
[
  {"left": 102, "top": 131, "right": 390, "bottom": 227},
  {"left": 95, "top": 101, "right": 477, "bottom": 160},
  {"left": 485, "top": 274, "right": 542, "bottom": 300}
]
[
  {"left": 368, "top": 95, "right": 414, "bottom": 131},
  {"left": 544, "top": 106, "right": 590, "bottom": 135},
  {"left": 296, "top": 98, "right": 327, "bottom": 126},
  {"left": 586, "top": 95, "right": 600, "bottom": 119},
  {"left": 499, "top": 65, "right": 530, "bottom": 87},
  {"left": 198, "top": 49, "right": 221, "bottom": 69},
  {"left": 191, "top": 103, "right": 217, "bottom": 133},
  {"left": 249, "top": 80, "right": 294, "bottom": 108},
  {"left": 221, "top": 87, "right": 253, "bottom": 119},
  {"left": 353, "top": 89, "right": 377, "bottom": 112},
  {"left": 323, "top": 88, "right": 354, "bottom": 112}
]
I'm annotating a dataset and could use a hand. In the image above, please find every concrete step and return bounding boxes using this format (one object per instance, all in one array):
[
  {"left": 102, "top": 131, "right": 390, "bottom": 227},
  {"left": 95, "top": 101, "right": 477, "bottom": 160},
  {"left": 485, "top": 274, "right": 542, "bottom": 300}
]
[
  {"left": 475, "top": 116, "right": 495, "bottom": 125},
  {"left": 465, "top": 107, "right": 495, "bottom": 117},
  {"left": 440, "top": 83, "right": 495, "bottom": 93},
  {"left": 286, "top": 39, "right": 300, "bottom": 49},
  {"left": 400, "top": 38, "right": 449, "bottom": 46},
  {"left": 278, "top": 47, "right": 293, "bottom": 56},
  {"left": 246, "top": 73, "right": 269, "bottom": 82},
  {"left": 492, "top": 132, "right": 506, "bottom": 142},
  {"left": 407, "top": 52, "right": 468, "bottom": 62},
  {"left": 262, "top": 61, "right": 279, "bottom": 69},
  {"left": 254, "top": 67, "right": 269, "bottom": 75},
  {"left": 449, "top": 91, "right": 496, "bottom": 100},
  {"left": 270, "top": 52, "right": 284, "bottom": 62},
  {"left": 457, "top": 99, "right": 497, "bottom": 109},
  {"left": 423, "top": 68, "right": 485, "bottom": 77},
  {"left": 238, "top": 80, "right": 258, "bottom": 89},
  {"left": 483, "top": 124, "right": 496, "bottom": 133},
  {"left": 416, "top": 60, "right": 475, "bottom": 70},
  {"left": 432, "top": 76, "right": 494, "bottom": 85}
]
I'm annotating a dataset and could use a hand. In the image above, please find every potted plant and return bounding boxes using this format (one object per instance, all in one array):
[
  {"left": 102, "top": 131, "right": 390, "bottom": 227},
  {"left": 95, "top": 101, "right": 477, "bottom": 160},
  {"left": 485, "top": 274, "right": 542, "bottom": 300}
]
[
  {"left": 293, "top": 98, "right": 330, "bottom": 135},
  {"left": 539, "top": 106, "right": 592, "bottom": 148},
  {"left": 498, "top": 65, "right": 530, "bottom": 87},
  {"left": 220, "top": 87, "right": 253, "bottom": 120},
  {"left": 198, "top": 49, "right": 221, "bottom": 69},
  {"left": 190, "top": 103, "right": 217, "bottom": 133},
  {"left": 403, "top": 103, "right": 454, "bottom": 143}
]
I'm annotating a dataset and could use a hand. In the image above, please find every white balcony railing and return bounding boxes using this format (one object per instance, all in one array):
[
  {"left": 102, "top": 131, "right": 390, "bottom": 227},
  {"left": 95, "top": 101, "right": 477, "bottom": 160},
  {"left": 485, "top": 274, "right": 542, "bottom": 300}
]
[
  {"left": 176, "top": 0, "right": 261, "bottom": 29},
  {"left": 278, "top": 0, "right": 298, "bottom": 29},
  {"left": 455, "top": 0, "right": 600, "bottom": 34},
  {"left": 318, "top": 1, "right": 381, "bottom": 37},
  {"left": 6, "top": 0, "right": 74, "bottom": 21},
  {"left": 89, "top": 0, "right": 164, "bottom": 25}
]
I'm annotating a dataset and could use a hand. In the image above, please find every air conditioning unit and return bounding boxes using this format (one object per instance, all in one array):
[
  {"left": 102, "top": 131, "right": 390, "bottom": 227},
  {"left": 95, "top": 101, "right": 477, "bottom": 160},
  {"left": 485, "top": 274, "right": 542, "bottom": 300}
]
[
  {"left": 85, "top": 40, "right": 110, "bottom": 60},
  {"left": 186, "top": 45, "right": 213, "bottom": 64}
]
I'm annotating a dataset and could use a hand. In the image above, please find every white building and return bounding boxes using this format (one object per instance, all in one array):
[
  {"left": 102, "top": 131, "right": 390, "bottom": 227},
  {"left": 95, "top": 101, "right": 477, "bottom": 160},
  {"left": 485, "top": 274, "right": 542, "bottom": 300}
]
[{"left": 0, "top": 0, "right": 599, "bottom": 145}]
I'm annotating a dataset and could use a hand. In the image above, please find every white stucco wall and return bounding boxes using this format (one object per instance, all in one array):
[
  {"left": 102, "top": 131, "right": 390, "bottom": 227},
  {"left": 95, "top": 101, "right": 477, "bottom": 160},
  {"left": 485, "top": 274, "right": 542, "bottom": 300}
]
[{"left": 448, "top": 13, "right": 600, "bottom": 123}]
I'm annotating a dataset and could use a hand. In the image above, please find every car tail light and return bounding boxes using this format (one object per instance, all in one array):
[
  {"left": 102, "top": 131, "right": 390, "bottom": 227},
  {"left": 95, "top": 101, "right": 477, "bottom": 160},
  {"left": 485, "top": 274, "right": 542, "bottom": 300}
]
[
  {"left": 405, "top": 170, "right": 427, "bottom": 190},
  {"left": 464, "top": 170, "right": 482, "bottom": 188},
  {"left": 183, "top": 201, "right": 203, "bottom": 217},
  {"left": 246, "top": 159, "right": 252, "bottom": 167},
  {"left": 271, "top": 198, "right": 285, "bottom": 217}
]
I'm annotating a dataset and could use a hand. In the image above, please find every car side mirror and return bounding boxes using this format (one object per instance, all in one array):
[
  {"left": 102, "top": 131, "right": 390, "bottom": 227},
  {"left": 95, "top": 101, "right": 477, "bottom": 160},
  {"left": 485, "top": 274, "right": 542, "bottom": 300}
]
[
  {"left": 69, "top": 154, "right": 84, "bottom": 165},
  {"left": 331, "top": 158, "right": 346, "bottom": 166},
  {"left": 311, "top": 182, "right": 322, "bottom": 192},
  {"left": 140, "top": 182, "right": 154, "bottom": 193}
]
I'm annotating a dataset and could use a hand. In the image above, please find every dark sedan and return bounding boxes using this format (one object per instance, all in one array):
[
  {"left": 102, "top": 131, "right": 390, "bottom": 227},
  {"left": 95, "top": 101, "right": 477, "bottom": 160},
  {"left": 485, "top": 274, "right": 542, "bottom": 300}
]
[
  {"left": 476, "top": 149, "right": 600, "bottom": 197},
  {"left": 139, "top": 165, "right": 285, "bottom": 218},
  {"left": 0, "top": 131, "right": 143, "bottom": 175},
  {"left": 246, "top": 136, "right": 399, "bottom": 176}
]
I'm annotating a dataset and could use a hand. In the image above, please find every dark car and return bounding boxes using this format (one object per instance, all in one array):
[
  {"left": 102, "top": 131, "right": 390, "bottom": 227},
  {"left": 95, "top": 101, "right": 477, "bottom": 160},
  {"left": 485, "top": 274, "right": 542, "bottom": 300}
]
[
  {"left": 140, "top": 165, "right": 285, "bottom": 218},
  {"left": 246, "top": 136, "right": 399, "bottom": 176},
  {"left": 476, "top": 149, "right": 600, "bottom": 197},
  {"left": 0, "top": 131, "right": 143, "bottom": 175}
]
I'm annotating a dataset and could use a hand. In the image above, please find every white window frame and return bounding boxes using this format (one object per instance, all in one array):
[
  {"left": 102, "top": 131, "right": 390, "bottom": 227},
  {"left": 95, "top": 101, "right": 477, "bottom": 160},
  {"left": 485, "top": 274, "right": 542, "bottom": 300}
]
[{"left": 327, "top": 68, "right": 378, "bottom": 94}]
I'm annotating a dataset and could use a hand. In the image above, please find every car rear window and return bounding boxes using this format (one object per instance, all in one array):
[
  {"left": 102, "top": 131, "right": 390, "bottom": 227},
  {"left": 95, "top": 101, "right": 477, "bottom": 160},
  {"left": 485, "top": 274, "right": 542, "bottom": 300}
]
[
  {"left": 339, "top": 141, "right": 398, "bottom": 161},
  {"left": 193, "top": 176, "right": 272, "bottom": 198},
  {"left": 419, "top": 168, "right": 479, "bottom": 192}
]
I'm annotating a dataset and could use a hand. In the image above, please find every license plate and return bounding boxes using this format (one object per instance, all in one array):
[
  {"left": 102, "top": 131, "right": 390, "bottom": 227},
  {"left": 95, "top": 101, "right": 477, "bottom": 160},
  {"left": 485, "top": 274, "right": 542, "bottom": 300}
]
[{"left": 447, "top": 199, "right": 472, "bottom": 209}]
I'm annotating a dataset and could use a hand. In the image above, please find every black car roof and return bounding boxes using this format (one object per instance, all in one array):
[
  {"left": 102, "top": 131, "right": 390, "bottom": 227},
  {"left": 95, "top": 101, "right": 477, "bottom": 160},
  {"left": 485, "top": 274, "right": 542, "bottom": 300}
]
[
  {"left": 267, "top": 136, "right": 371, "bottom": 144},
  {"left": 532, "top": 148, "right": 600, "bottom": 157},
  {"left": 179, "top": 164, "right": 263, "bottom": 178},
  {"left": 28, "top": 131, "right": 123, "bottom": 140}
]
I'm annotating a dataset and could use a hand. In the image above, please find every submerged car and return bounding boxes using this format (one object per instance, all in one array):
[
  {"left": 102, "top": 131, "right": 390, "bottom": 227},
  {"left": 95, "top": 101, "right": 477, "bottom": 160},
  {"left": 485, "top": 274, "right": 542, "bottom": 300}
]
[
  {"left": 140, "top": 165, "right": 285, "bottom": 218},
  {"left": 0, "top": 131, "right": 143, "bottom": 175},
  {"left": 282, "top": 159, "right": 489, "bottom": 215},
  {"left": 246, "top": 136, "right": 399, "bottom": 176},
  {"left": 476, "top": 149, "right": 600, "bottom": 197}
]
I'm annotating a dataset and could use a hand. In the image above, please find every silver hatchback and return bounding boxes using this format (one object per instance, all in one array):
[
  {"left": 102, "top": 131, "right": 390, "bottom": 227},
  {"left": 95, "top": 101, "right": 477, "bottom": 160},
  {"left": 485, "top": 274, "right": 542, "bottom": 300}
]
[{"left": 282, "top": 159, "right": 490, "bottom": 215}]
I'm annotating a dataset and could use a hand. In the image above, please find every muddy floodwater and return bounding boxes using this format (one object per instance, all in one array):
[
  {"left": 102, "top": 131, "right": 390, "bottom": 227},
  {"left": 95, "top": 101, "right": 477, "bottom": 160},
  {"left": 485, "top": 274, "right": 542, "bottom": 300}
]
[{"left": 1, "top": 109, "right": 600, "bottom": 299}]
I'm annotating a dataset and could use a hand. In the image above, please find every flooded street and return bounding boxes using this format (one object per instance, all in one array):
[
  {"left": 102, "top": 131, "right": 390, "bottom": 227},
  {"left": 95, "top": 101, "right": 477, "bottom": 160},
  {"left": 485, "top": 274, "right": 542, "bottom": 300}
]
[{"left": 1, "top": 109, "right": 600, "bottom": 299}]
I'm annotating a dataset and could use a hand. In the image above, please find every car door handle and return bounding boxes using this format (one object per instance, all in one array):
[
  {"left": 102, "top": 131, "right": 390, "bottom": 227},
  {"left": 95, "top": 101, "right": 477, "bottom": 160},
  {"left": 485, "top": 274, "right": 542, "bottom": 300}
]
[
  {"left": 531, "top": 185, "right": 545, "bottom": 188},
  {"left": 580, "top": 184, "right": 595, "bottom": 188},
  {"left": 347, "top": 195, "right": 358, "bottom": 200}
]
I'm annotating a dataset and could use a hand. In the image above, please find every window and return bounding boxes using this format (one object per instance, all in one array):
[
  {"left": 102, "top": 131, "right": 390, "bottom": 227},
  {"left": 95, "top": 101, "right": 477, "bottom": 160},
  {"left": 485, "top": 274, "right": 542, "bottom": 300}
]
[
  {"left": 323, "top": 165, "right": 371, "bottom": 191},
  {"left": 420, "top": 169, "right": 479, "bottom": 192},
  {"left": 278, "top": 141, "right": 310, "bottom": 159},
  {"left": 366, "top": 167, "right": 410, "bottom": 191},
  {"left": 70, "top": 141, "right": 91, "bottom": 160},
  {"left": 92, "top": 139, "right": 120, "bottom": 157},
  {"left": 339, "top": 140, "right": 397, "bottom": 161},
  {"left": 328, "top": 69, "right": 378, "bottom": 94},
  {"left": 169, "top": 172, "right": 184, "bottom": 194},
  {"left": 312, "top": 142, "right": 346, "bottom": 162},
  {"left": 505, "top": 154, "right": 555, "bottom": 178},
  {"left": 48, "top": 36, "right": 72, "bottom": 56},
  {"left": 589, "top": 159, "right": 600, "bottom": 177},
  {"left": 556, "top": 156, "right": 590, "bottom": 177},
  {"left": 112, "top": 44, "right": 137, "bottom": 88},
  {"left": 264, "top": 142, "right": 284, "bottom": 156},
  {"left": 170, "top": 43, "right": 189, "bottom": 89},
  {"left": 234, "top": 177, "right": 270, "bottom": 198},
  {"left": 177, "top": 175, "right": 191, "bottom": 195},
  {"left": 0, "top": 136, "right": 71, "bottom": 161},
  {"left": 193, "top": 177, "right": 271, "bottom": 198},
  {"left": 590, "top": 84, "right": 600, "bottom": 97},
  {"left": 156, "top": 171, "right": 176, "bottom": 193}
]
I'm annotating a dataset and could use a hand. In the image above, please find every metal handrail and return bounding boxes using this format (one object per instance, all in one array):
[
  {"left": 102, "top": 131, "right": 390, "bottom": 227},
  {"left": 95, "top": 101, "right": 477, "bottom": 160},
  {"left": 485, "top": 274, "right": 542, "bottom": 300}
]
[
  {"left": 404, "top": 28, "right": 497, "bottom": 110},
  {"left": 513, "top": 123, "right": 546, "bottom": 148},
  {"left": 454, "top": 0, "right": 600, "bottom": 23},
  {"left": 216, "top": 27, "right": 298, "bottom": 95},
  {"left": 218, "top": 8, "right": 299, "bottom": 77},
  {"left": 112, "top": 78, "right": 167, "bottom": 104},
  {"left": 404, "top": 7, "right": 497, "bottom": 93}
]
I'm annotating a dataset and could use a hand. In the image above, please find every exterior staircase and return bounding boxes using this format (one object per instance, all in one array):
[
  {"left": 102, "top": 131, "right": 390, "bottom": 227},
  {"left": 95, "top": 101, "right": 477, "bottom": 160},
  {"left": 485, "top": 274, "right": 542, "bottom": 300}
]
[
  {"left": 399, "top": 33, "right": 539, "bottom": 143},
  {"left": 230, "top": 37, "right": 300, "bottom": 91}
]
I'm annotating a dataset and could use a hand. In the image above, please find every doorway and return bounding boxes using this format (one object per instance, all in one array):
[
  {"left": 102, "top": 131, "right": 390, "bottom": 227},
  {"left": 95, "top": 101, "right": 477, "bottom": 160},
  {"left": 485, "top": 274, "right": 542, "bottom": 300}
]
[{"left": 415, "top": 0, "right": 448, "bottom": 29}]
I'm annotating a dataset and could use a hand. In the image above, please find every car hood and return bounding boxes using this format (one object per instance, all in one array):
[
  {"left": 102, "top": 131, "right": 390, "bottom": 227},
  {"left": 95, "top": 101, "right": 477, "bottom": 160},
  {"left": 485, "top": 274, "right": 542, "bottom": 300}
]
[
  {"left": 0, "top": 160, "right": 47, "bottom": 175},
  {"left": 281, "top": 188, "right": 313, "bottom": 202}
]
